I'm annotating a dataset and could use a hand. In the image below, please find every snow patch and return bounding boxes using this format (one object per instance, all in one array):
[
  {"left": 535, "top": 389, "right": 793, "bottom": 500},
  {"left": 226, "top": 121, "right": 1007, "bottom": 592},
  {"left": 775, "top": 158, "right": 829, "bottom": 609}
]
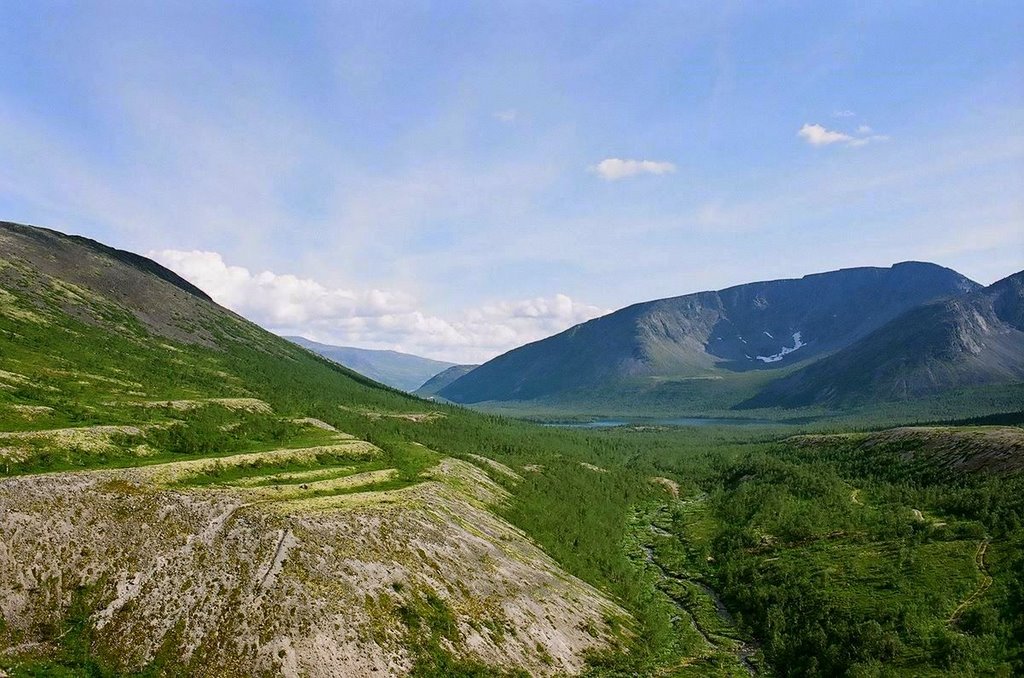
[{"left": 755, "top": 332, "right": 805, "bottom": 363}]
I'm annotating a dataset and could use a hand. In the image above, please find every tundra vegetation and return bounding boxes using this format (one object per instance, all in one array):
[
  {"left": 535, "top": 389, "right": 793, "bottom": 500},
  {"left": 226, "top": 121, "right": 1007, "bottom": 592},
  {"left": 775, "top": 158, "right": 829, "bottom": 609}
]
[{"left": 1, "top": 224, "right": 1022, "bottom": 676}]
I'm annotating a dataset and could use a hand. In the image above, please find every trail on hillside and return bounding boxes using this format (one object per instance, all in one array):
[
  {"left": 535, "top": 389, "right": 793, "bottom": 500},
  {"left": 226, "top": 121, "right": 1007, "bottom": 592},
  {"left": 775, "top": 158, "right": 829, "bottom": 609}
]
[{"left": 948, "top": 539, "right": 992, "bottom": 625}]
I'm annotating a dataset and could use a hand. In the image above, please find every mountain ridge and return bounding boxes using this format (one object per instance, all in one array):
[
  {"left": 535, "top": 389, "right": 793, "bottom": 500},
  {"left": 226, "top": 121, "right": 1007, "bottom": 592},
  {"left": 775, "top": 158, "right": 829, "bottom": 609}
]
[
  {"left": 2, "top": 220, "right": 213, "bottom": 303},
  {"left": 740, "top": 269, "right": 1024, "bottom": 408},
  {"left": 285, "top": 336, "right": 456, "bottom": 392},
  {"left": 415, "top": 364, "right": 480, "bottom": 398},
  {"left": 437, "top": 261, "right": 980, "bottom": 407}
]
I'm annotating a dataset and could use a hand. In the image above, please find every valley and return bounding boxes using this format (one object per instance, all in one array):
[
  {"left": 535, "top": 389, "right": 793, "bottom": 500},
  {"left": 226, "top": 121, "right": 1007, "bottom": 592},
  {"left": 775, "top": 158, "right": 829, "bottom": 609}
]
[
  {"left": 284, "top": 337, "right": 461, "bottom": 393},
  {"left": 2, "top": 4, "right": 1021, "bottom": 676},
  {"left": 1, "top": 222, "right": 1022, "bottom": 676}
]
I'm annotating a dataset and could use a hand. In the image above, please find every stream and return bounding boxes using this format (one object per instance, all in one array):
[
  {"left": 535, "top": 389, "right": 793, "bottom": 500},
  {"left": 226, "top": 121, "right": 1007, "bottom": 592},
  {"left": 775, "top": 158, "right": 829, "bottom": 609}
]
[{"left": 640, "top": 533, "right": 759, "bottom": 675}]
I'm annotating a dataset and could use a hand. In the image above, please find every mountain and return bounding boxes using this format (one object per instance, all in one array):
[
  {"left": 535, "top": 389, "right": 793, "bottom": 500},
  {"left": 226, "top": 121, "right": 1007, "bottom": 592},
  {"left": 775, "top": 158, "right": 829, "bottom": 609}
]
[
  {"left": 740, "top": 270, "right": 1024, "bottom": 408},
  {"left": 414, "top": 364, "right": 479, "bottom": 398},
  {"left": 0, "top": 221, "right": 625, "bottom": 675},
  {"left": 4, "top": 221, "right": 1023, "bottom": 677},
  {"left": 285, "top": 336, "right": 455, "bottom": 392},
  {"left": 437, "top": 262, "right": 979, "bottom": 409}
]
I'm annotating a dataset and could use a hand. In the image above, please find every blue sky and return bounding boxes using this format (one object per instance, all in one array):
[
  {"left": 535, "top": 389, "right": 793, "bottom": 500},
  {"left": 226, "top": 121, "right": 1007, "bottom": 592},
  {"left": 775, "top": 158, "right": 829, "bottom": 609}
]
[{"left": 1, "top": 1, "right": 1022, "bottom": 362}]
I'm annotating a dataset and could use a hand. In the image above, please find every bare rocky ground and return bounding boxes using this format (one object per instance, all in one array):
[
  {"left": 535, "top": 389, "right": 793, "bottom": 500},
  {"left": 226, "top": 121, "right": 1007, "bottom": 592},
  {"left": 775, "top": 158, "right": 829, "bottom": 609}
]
[
  {"left": 0, "top": 223, "right": 632, "bottom": 675},
  {"left": 791, "top": 425, "right": 1024, "bottom": 475},
  {"left": 0, "top": 440, "right": 628, "bottom": 676}
]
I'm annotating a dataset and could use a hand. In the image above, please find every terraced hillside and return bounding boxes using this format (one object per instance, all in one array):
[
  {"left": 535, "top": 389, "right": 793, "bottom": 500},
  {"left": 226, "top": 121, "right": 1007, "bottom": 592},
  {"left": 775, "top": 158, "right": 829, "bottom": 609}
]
[{"left": 0, "top": 222, "right": 629, "bottom": 676}]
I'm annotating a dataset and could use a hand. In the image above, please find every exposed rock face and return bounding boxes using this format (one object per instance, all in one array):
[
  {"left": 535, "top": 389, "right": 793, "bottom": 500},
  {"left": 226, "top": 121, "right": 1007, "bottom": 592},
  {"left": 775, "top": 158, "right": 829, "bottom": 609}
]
[
  {"left": 0, "top": 457, "right": 626, "bottom": 676},
  {"left": 742, "top": 270, "right": 1024, "bottom": 407}
]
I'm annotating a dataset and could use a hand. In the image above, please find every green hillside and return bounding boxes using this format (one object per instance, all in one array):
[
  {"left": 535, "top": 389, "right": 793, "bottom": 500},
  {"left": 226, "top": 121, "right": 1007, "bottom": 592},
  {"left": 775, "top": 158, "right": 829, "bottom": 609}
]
[{"left": 2, "top": 221, "right": 1023, "bottom": 677}]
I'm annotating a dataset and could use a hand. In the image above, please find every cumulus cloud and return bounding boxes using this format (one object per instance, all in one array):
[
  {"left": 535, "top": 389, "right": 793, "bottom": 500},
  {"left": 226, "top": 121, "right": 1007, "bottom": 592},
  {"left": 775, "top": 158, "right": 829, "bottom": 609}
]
[
  {"left": 591, "top": 158, "right": 676, "bottom": 180},
  {"left": 149, "top": 249, "right": 607, "bottom": 363},
  {"left": 797, "top": 123, "right": 853, "bottom": 146},
  {"left": 150, "top": 250, "right": 414, "bottom": 324},
  {"left": 798, "top": 123, "right": 890, "bottom": 148}
]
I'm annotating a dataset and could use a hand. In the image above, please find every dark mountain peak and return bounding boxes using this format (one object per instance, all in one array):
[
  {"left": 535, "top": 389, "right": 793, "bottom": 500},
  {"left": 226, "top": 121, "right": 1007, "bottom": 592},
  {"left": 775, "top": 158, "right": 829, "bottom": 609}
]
[
  {"left": 987, "top": 270, "right": 1024, "bottom": 329},
  {"left": 740, "top": 269, "right": 1024, "bottom": 408},
  {"left": 438, "top": 261, "right": 980, "bottom": 405},
  {"left": 1, "top": 220, "right": 213, "bottom": 302}
]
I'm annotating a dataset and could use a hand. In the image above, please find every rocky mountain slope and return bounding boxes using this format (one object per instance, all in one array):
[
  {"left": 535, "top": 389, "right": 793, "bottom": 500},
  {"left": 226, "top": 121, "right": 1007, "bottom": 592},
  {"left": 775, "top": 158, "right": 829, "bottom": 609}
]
[
  {"left": 285, "top": 336, "right": 455, "bottom": 392},
  {"left": 437, "top": 262, "right": 978, "bottom": 408},
  {"left": 741, "top": 270, "right": 1024, "bottom": 408},
  {"left": 0, "top": 221, "right": 627, "bottom": 676}
]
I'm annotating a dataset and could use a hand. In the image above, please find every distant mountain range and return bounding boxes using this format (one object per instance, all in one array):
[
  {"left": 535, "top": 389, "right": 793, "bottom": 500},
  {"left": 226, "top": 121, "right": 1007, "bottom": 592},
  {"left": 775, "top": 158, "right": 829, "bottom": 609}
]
[
  {"left": 434, "top": 262, "right": 1023, "bottom": 413},
  {"left": 415, "top": 364, "right": 480, "bottom": 398},
  {"left": 285, "top": 337, "right": 457, "bottom": 392}
]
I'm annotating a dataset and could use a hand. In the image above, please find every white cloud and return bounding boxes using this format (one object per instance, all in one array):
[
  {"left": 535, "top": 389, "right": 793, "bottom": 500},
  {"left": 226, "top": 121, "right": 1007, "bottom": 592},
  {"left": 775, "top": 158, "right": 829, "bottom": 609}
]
[
  {"left": 149, "top": 249, "right": 414, "bottom": 324},
  {"left": 591, "top": 158, "right": 676, "bottom": 180},
  {"left": 797, "top": 123, "right": 853, "bottom": 146},
  {"left": 149, "top": 249, "right": 607, "bottom": 363},
  {"left": 493, "top": 109, "right": 518, "bottom": 123},
  {"left": 833, "top": 110, "right": 856, "bottom": 118},
  {"left": 798, "top": 123, "right": 890, "bottom": 148},
  {"left": 847, "top": 133, "right": 891, "bottom": 147}
]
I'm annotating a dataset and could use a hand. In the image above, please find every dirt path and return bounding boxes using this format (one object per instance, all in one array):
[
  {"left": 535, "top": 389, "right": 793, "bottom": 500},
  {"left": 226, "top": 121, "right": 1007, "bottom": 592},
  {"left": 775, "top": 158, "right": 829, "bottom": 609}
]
[{"left": 948, "top": 539, "right": 992, "bottom": 625}]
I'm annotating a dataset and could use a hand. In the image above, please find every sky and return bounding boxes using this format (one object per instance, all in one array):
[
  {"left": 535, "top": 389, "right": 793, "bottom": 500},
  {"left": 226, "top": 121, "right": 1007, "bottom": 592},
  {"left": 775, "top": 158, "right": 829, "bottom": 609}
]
[{"left": 1, "top": 1, "right": 1022, "bottom": 363}]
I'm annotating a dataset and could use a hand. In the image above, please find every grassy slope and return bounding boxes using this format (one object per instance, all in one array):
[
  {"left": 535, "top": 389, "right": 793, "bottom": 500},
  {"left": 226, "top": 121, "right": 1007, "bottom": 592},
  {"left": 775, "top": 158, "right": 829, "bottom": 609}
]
[{"left": 2, "top": 226, "right": 1023, "bottom": 676}]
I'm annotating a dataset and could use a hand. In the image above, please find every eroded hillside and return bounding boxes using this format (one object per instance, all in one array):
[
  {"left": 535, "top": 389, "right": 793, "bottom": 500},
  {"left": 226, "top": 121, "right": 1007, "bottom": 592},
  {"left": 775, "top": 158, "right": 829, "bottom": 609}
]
[
  {"left": 0, "top": 222, "right": 629, "bottom": 675},
  {"left": 1, "top": 415, "right": 625, "bottom": 676}
]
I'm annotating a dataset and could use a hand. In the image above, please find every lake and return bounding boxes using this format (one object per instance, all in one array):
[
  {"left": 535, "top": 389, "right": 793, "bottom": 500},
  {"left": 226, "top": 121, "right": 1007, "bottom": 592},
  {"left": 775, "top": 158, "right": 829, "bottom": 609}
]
[{"left": 544, "top": 417, "right": 788, "bottom": 429}]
